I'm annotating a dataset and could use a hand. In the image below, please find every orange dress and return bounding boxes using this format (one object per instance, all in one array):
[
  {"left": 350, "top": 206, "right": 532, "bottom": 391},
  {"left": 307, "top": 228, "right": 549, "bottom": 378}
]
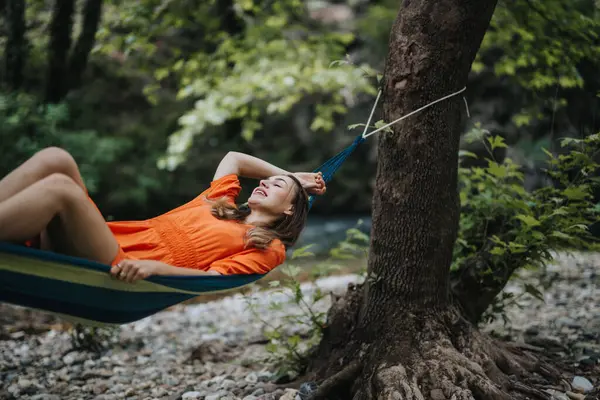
[{"left": 106, "top": 174, "right": 286, "bottom": 275}]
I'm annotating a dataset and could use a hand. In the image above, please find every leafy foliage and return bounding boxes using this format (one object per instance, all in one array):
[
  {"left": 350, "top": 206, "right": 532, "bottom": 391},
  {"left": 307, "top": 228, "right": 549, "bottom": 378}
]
[
  {"left": 0, "top": 91, "right": 124, "bottom": 193},
  {"left": 473, "top": 0, "right": 600, "bottom": 128},
  {"left": 454, "top": 127, "right": 600, "bottom": 323},
  {"left": 244, "top": 222, "right": 369, "bottom": 377},
  {"left": 475, "top": 0, "right": 599, "bottom": 91},
  {"left": 93, "top": 0, "right": 377, "bottom": 170}
]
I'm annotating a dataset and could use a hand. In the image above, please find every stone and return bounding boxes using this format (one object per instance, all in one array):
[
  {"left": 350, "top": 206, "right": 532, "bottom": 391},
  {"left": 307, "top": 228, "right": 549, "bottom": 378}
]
[
  {"left": 245, "top": 372, "right": 259, "bottom": 383},
  {"left": 182, "top": 392, "right": 203, "bottom": 400},
  {"left": 544, "top": 390, "right": 569, "bottom": 400},
  {"left": 30, "top": 395, "right": 61, "bottom": 400},
  {"left": 571, "top": 376, "right": 593, "bottom": 393},
  {"left": 279, "top": 389, "right": 298, "bottom": 400},
  {"left": 297, "top": 382, "right": 318, "bottom": 400},
  {"left": 430, "top": 389, "right": 446, "bottom": 400},
  {"left": 220, "top": 379, "right": 236, "bottom": 389}
]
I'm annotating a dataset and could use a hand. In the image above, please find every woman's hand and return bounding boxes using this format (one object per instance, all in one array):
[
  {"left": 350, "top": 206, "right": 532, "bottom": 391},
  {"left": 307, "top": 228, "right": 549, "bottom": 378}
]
[
  {"left": 293, "top": 172, "right": 326, "bottom": 195},
  {"left": 110, "top": 260, "right": 163, "bottom": 283}
]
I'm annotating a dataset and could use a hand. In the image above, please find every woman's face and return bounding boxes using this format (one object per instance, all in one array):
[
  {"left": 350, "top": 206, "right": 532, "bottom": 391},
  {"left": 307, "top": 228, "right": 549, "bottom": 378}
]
[{"left": 247, "top": 175, "right": 297, "bottom": 216}]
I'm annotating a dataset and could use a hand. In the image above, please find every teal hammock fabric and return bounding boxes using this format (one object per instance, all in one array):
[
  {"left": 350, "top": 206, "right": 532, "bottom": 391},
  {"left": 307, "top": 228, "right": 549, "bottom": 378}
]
[{"left": 0, "top": 134, "right": 366, "bottom": 326}]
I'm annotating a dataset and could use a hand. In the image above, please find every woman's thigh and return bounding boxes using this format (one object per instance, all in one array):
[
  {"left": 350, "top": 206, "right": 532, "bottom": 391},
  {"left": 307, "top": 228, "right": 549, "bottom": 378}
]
[
  {"left": 22, "top": 174, "right": 121, "bottom": 265},
  {"left": 49, "top": 184, "right": 120, "bottom": 265}
]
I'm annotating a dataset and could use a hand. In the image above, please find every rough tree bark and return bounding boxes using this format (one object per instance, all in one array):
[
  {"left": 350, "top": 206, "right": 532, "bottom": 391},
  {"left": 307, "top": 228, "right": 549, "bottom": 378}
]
[
  {"left": 68, "top": 0, "right": 103, "bottom": 91},
  {"left": 4, "top": 0, "right": 26, "bottom": 90},
  {"left": 45, "top": 0, "right": 76, "bottom": 103},
  {"left": 308, "top": 0, "right": 561, "bottom": 398}
]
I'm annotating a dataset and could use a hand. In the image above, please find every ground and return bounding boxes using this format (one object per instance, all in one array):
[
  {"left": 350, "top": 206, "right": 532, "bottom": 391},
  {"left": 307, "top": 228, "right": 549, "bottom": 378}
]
[{"left": 0, "top": 252, "right": 598, "bottom": 400}]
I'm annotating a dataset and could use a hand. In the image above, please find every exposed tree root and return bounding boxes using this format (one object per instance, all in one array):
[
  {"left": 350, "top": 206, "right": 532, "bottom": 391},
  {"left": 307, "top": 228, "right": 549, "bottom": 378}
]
[
  {"left": 311, "top": 361, "right": 362, "bottom": 400},
  {"left": 310, "top": 296, "right": 563, "bottom": 400}
]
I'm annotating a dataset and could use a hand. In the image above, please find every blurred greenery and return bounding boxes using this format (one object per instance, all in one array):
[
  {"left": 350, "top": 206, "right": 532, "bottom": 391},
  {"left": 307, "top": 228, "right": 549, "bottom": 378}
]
[{"left": 0, "top": 0, "right": 598, "bottom": 223}]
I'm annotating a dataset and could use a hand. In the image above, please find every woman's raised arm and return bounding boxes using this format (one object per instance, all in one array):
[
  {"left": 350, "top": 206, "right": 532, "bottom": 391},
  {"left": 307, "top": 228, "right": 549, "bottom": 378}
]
[
  {"left": 213, "top": 151, "right": 326, "bottom": 195},
  {"left": 213, "top": 152, "right": 289, "bottom": 181}
]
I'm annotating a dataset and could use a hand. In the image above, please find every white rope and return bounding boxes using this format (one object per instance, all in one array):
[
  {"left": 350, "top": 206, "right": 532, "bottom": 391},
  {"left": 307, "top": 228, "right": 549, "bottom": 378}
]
[
  {"left": 361, "top": 86, "right": 468, "bottom": 139},
  {"left": 361, "top": 90, "right": 382, "bottom": 138}
]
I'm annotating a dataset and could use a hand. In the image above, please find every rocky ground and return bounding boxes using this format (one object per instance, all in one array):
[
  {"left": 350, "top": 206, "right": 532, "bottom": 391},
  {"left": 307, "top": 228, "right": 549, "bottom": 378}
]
[{"left": 1, "top": 252, "right": 599, "bottom": 400}]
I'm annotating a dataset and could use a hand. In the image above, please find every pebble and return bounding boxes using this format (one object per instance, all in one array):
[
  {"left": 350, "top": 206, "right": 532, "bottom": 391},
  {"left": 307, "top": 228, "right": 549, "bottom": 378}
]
[
  {"left": 545, "top": 390, "right": 569, "bottom": 400},
  {"left": 1, "top": 253, "right": 598, "bottom": 399},
  {"left": 182, "top": 392, "right": 203, "bottom": 400},
  {"left": 571, "top": 376, "right": 594, "bottom": 393}
]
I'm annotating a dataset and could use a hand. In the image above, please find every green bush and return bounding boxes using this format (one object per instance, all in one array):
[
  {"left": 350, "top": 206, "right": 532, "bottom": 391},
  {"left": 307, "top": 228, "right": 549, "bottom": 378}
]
[
  {"left": 0, "top": 91, "right": 125, "bottom": 193},
  {"left": 454, "top": 127, "right": 599, "bottom": 323}
]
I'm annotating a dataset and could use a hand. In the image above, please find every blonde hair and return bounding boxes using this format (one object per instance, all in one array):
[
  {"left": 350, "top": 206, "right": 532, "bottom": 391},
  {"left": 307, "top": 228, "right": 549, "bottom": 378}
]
[{"left": 210, "top": 174, "right": 310, "bottom": 249}]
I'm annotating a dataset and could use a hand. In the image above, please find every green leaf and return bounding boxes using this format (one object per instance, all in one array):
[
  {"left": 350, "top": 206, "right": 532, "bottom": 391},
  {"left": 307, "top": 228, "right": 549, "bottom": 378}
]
[
  {"left": 487, "top": 162, "right": 507, "bottom": 178},
  {"left": 291, "top": 245, "right": 315, "bottom": 259},
  {"left": 563, "top": 186, "right": 589, "bottom": 201},
  {"left": 550, "top": 231, "right": 574, "bottom": 240},
  {"left": 487, "top": 135, "right": 508, "bottom": 151},
  {"left": 459, "top": 150, "right": 478, "bottom": 159},
  {"left": 524, "top": 283, "right": 545, "bottom": 302},
  {"left": 516, "top": 214, "right": 541, "bottom": 227},
  {"left": 489, "top": 246, "right": 505, "bottom": 255}
]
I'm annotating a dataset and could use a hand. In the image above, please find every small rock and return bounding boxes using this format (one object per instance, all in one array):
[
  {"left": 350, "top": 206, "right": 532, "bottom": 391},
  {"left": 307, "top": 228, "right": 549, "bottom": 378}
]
[
  {"left": 182, "top": 392, "right": 203, "bottom": 400},
  {"left": 243, "top": 396, "right": 258, "bottom": 400},
  {"left": 258, "top": 382, "right": 278, "bottom": 393},
  {"left": 251, "top": 388, "right": 265, "bottom": 396},
  {"left": 546, "top": 390, "right": 569, "bottom": 400},
  {"left": 430, "top": 389, "right": 445, "bottom": 400},
  {"left": 571, "top": 376, "right": 594, "bottom": 393},
  {"left": 245, "top": 372, "right": 259, "bottom": 383},
  {"left": 30, "top": 395, "right": 61, "bottom": 400},
  {"left": 566, "top": 392, "right": 586, "bottom": 400},
  {"left": 297, "top": 382, "right": 318, "bottom": 400},
  {"left": 279, "top": 389, "right": 298, "bottom": 400},
  {"left": 62, "top": 352, "right": 79, "bottom": 365},
  {"left": 220, "top": 379, "right": 236, "bottom": 389},
  {"left": 257, "top": 371, "right": 273, "bottom": 382},
  {"left": 93, "top": 383, "right": 109, "bottom": 395},
  {"left": 82, "top": 369, "right": 113, "bottom": 379},
  {"left": 205, "top": 393, "right": 221, "bottom": 400},
  {"left": 556, "top": 317, "right": 582, "bottom": 329}
]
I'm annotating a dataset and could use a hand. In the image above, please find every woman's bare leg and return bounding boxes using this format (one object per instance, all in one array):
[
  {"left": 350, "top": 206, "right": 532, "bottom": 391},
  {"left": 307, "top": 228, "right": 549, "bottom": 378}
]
[
  {"left": 0, "top": 173, "right": 118, "bottom": 264},
  {"left": 0, "top": 147, "right": 86, "bottom": 203}
]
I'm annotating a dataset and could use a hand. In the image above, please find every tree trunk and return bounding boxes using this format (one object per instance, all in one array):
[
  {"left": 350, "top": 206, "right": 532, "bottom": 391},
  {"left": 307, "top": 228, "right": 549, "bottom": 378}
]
[
  {"left": 45, "top": 0, "right": 75, "bottom": 103},
  {"left": 307, "top": 0, "right": 562, "bottom": 398},
  {"left": 4, "top": 0, "right": 26, "bottom": 90},
  {"left": 68, "top": 0, "right": 103, "bottom": 91}
]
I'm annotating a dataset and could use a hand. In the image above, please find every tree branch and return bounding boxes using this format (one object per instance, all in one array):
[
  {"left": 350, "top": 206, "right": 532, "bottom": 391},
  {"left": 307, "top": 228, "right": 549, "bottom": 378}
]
[{"left": 312, "top": 361, "right": 362, "bottom": 400}]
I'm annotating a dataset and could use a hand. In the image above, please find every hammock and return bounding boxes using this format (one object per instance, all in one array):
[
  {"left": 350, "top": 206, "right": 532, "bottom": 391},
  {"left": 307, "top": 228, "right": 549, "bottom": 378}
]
[
  {"left": 0, "top": 87, "right": 467, "bottom": 326},
  {"left": 0, "top": 135, "right": 366, "bottom": 326}
]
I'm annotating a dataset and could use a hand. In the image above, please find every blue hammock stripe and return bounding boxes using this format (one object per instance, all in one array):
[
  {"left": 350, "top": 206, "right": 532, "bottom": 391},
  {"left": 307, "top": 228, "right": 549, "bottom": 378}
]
[
  {"left": 0, "top": 242, "right": 264, "bottom": 326},
  {"left": 0, "top": 133, "right": 366, "bottom": 325}
]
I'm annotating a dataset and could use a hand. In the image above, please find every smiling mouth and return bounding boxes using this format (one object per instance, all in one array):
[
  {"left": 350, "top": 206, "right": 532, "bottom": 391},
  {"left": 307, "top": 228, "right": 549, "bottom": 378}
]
[{"left": 253, "top": 188, "right": 267, "bottom": 197}]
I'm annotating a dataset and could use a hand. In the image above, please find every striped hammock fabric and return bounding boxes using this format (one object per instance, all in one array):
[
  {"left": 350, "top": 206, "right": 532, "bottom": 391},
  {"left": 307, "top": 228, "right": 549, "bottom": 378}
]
[{"left": 0, "top": 242, "right": 264, "bottom": 326}]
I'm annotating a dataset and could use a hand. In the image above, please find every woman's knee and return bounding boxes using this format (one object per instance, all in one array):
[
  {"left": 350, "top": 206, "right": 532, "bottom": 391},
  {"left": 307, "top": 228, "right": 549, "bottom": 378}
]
[
  {"left": 33, "top": 147, "right": 80, "bottom": 180},
  {"left": 41, "top": 173, "right": 87, "bottom": 207}
]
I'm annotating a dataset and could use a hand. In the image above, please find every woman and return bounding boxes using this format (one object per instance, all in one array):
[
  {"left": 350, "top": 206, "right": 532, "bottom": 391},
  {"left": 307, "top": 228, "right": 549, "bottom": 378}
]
[{"left": 0, "top": 147, "right": 325, "bottom": 282}]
